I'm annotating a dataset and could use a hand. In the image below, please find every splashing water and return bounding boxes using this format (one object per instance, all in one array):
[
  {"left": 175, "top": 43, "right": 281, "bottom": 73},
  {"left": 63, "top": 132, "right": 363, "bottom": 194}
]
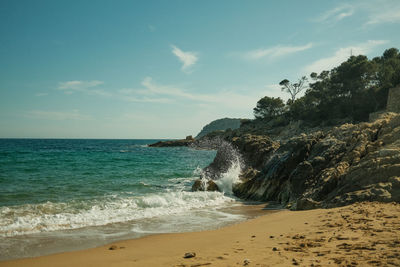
[
  {"left": 214, "top": 159, "right": 242, "bottom": 195},
  {"left": 193, "top": 137, "right": 244, "bottom": 195}
]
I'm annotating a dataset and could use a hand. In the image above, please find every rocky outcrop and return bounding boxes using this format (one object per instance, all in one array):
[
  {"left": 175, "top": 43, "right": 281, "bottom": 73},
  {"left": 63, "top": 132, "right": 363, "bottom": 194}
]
[
  {"left": 149, "top": 136, "right": 195, "bottom": 147},
  {"left": 199, "top": 139, "right": 242, "bottom": 180},
  {"left": 190, "top": 138, "right": 243, "bottom": 192},
  {"left": 201, "top": 112, "right": 400, "bottom": 210},
  {"left": 191, "top": 179, "right": 219, "bottom": 192}
]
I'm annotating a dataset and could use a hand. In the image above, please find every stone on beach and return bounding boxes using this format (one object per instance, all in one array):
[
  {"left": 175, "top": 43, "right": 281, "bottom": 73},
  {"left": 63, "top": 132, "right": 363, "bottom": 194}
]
[{"left": 183, "top": 252, "right": 196, "bottom": 258}]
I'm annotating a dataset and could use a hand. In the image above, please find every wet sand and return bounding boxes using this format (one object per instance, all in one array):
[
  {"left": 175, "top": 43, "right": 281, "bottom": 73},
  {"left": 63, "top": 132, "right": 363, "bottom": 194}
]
[{"left": 1, "top": 202, "right": 399, "bottom": 267}]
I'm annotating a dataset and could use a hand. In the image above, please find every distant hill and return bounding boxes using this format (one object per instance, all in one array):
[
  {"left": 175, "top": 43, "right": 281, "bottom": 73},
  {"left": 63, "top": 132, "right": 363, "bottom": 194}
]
[{"left": 196, "top": 118, "right": 242, "bottom": 139}]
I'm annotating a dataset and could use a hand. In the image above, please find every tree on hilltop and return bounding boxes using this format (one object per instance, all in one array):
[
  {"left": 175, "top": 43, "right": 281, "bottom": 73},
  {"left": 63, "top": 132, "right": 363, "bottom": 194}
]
[{"left": 279, "top": 76, "right": 308, "bottom": 103}]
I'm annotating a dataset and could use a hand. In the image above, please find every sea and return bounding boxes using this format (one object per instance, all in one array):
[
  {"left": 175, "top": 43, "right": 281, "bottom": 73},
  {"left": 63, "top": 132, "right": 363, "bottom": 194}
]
[{"left": 0, "top": 139, "right": 267, "bottom": 261}]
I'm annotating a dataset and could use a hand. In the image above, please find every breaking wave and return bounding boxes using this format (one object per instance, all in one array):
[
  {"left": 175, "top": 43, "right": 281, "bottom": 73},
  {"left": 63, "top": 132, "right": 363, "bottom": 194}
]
[
  {"left": 194, "top": 137, "right": 244, "bottom": 195},
  {"left": 0, "top": 191, "right": 235, "bottom": 237},
  {"left": 214, "top": 160, "right": 242, "bottom": 195}
]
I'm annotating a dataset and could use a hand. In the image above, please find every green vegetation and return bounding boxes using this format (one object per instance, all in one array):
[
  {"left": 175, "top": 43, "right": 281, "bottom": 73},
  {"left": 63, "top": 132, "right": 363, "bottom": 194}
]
[
  {"left": 254, "top": 48, "right": 400, "bottom": 126},
  {"left": 196, "top": 118, "right": 242, "bottom": 138},
  {"left": 253, "top": 96, "right": 285, "bottom": 120},
  {"left": 279, "top": 76, "right": 308, "bottom": 104}
]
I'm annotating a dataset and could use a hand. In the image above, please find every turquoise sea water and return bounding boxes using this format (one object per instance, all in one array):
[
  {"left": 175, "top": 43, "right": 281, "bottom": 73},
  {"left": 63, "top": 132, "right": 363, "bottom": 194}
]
[{"left": 0, "top": 139, "right": 255, "bottom": 260}]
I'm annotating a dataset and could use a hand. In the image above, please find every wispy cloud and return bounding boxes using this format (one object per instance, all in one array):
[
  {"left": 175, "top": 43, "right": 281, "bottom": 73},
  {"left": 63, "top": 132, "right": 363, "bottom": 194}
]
[
  {"left": 304, "top": 40, "right": 389, "bottom": 74},
  {"left": 171, "top": 45, "right": 198, "bottom": 73},
  {"left": 119, "top": 93, "right": 172, "bottom": 104},
  {"left": 57, "top": 80, "right": 111, "bottom": 96},
  {"left": 241, "top": 43, "right": 313, "bottom": 61},
  {"left": 117, "top": 78, "right": 210, "bottom": 103},
  {"left": 26, "top": 110, "right": 91, "bottom": 120},
  {"left": 35, "top": 92, "right": 48, "bottom": 97},
  {"left": 315, "top": 1, "right": 400, "bottom": 26},
  {"left": 141, "top": 77, "right": 201, "bottom": 100},
  {"left": 313, "top": 4, "right": 355, "bottom": 23},
  {"left": 56, "top": 80, "right": 171, "bottom": 103},
  {"left": 53, "top": 76, "right": 280, "bottom": 112},
  {"left": 138, "top": 77, "right": 268, "bottom": 111},
  {"left": 364, "top": 1, "right": 400, "bottom": 25},
  {"left": 58, "top": 80, "right": 103, "bottom": 90}
]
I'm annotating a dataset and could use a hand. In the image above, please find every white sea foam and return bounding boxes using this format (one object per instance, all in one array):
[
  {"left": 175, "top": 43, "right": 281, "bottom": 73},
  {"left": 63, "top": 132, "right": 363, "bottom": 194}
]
[
  {"left": 214, "top": 160, "right": 242, "bottom": 195},
  {"left": 193, "top": 159, "right": 243, "bottom": 195},
  {"left": 0, "top": 191, "right": 235, "bottom": 237},
  {"left": 196, "top": 138, "right": 244, "bottom": 195}
]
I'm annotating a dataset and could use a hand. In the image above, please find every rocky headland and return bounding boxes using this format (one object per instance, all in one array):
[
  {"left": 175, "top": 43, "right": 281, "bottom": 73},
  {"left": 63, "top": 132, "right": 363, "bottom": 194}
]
[
  {"left": 193, "top": 112, "right": 400, "bottom": 210},
  {"left": 196, "top": 118, "right": 242, "bottom": 139},
  {"left": 148, "top": 136, "right": 195, "bottom": 147}
]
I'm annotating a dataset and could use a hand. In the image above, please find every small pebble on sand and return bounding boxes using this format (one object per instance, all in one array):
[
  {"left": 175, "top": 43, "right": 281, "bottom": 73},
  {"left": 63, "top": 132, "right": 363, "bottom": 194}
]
[{"left": 183, "top": 252, "right": 196, "bottom": 258}]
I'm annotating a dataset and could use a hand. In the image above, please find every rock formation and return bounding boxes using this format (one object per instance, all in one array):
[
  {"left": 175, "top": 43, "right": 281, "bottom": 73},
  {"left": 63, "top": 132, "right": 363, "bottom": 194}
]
[
  {"left": 199, "top": 112, "right": 400, "bottom": 210},
  {"left": 191, "top": 179, "right": 219, "bottom": 192},
  {"left": 149, "top": 136, "right": 195, "bottom": 147}
]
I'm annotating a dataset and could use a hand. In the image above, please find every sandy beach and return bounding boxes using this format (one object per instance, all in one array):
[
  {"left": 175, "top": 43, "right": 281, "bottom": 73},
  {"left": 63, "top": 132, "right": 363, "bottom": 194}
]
[{"left": 1, "top": 201, "right": 399, "bottom": 267}]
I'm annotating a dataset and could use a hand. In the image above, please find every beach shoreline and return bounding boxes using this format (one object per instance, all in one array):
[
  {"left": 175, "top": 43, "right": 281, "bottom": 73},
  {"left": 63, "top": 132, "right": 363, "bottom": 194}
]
[
  {"left": 2, "top": 201, "right": 399, "bottom": 267},
  {"left": 0, "top": 202, "right": 277, "bottom": 262}
]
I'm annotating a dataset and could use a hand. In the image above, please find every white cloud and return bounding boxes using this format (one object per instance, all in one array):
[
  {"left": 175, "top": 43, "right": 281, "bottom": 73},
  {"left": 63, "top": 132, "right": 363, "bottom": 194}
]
[
  {"left": 365, "top": 3, "right": 400, "bottom": 25},
  {"left": 52, "top": 77, "right": 282, "bottom": 117},
  {"left": 26, "top": 110, "right": 91, "bottom": 121},
  {"left": 315, "top": 1, "right": 400, "bottom": 26},
  {"left": 56, "top": 80, "right": 171, "bottom": 103},
  {"left": 141, "top": 77, "right": 199, "bottom": 100},
  {"left": 35, "top": 92, "right": 48, "bottom": 97},
  {"left": 124, "top": 96, "right": 172, "bottom": 103},
  {"left": 242, "top": 43, "right": 313, "bottom": 60},
  {"left": 171, "top": 45, "right": 198, "bottom": 73},
  {"left": 138, "top": 77, "right": 273, "bottom": 113},
  {"left": 314, "top": 4, "right": 355, "bottom": 23},
  {"left": 118, "top": 86, "right": 172, "bottom": 103},
  {"left": 304, "top": 40, "right": 389, "bottom": 74},
  {"left": 58, "top": 80, "right": 104, "bottom": 90},
  {"left": 57, "top": 80, "right": 112, "bottom": 96}
]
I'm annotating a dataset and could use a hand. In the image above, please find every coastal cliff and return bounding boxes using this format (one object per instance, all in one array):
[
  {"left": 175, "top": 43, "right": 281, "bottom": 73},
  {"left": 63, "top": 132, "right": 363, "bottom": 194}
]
[{"left": 195, "top": 112, "right": 400, "bottom": 210}]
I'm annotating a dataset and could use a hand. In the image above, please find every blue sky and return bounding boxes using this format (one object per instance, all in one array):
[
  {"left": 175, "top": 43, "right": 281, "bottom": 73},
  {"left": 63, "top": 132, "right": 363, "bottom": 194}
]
[{"left": 1, "top": 0, "right": 399, "bottom": 138}]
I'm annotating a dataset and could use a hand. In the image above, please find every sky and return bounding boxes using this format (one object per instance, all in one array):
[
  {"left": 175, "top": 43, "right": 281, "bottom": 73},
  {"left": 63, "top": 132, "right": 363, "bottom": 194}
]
[{"left": 1, "top": 0, "right": 400, "bottom": 139}]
